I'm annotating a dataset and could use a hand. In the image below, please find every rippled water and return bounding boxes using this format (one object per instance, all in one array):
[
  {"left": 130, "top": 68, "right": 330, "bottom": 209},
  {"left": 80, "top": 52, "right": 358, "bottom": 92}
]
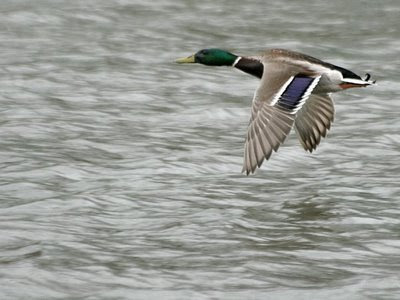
[{"left": 1, "top": 0, "right": 399, "bottom": 299}]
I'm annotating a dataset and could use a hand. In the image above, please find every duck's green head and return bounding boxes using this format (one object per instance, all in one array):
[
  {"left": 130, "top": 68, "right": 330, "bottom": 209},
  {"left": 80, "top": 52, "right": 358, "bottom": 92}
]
[{"left": 176, "top": 48, "right": 238, "bottom": 66}]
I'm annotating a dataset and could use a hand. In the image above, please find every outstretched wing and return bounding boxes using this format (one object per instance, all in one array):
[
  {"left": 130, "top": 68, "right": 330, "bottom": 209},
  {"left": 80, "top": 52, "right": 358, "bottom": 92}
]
[
  {"left": 294, "top": 93, "right": 335, "bottom": 152},
  {"left": 243, "top": 63, "right": 320, "bottom": 175}
]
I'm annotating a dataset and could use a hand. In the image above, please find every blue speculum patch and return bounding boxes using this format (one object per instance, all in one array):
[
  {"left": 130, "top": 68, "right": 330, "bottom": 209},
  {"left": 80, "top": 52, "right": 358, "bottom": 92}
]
[{"left": 278, "top": 76, "right": 314, "bottom": 110}]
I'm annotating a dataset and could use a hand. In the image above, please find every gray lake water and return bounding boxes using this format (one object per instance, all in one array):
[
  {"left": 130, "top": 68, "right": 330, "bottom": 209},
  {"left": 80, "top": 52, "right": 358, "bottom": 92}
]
[{"left": 0, "top": 0, "right": 399, "bottom": 299}]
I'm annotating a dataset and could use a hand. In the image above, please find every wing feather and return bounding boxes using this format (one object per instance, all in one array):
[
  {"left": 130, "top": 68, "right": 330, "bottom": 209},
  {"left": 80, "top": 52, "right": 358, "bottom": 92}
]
[
  {"left": 242, "top": 62, "right": 321, "bottom": 175},
  {"left": 294, "top": 93, "right": 335, "bottom": 152}
]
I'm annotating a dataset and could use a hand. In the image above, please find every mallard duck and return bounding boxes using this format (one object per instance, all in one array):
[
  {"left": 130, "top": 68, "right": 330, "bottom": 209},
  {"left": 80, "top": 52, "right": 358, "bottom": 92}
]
[{"left": 176, "top": 48, "right": 375, "bottom": 175}]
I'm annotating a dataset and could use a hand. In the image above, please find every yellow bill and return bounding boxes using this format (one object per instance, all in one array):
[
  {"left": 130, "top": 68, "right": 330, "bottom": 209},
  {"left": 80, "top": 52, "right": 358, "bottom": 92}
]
[{"left": 175, "top": 54, "right": 196, "bottom": 63}]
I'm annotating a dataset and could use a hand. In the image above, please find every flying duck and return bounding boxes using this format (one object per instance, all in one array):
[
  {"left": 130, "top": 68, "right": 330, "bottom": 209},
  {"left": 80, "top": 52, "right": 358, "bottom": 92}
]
[{"left": 176, "top": 48, "right": 375, "bottom": 175}]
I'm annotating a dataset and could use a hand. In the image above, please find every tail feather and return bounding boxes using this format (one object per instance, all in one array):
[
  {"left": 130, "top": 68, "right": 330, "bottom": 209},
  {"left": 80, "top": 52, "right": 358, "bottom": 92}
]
[{"left": 341, "top": 73, "right": 376, "bottom": 89}]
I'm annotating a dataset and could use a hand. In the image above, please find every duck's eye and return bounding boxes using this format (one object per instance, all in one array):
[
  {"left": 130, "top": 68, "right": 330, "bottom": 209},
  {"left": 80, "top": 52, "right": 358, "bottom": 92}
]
[{"left": 201, "top": 50, "right": 209, "bottom": 55}]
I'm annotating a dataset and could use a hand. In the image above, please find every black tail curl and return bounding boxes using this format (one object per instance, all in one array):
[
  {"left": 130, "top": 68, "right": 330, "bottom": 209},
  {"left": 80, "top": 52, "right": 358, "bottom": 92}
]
[{"left": 364, "top": 73, "right": 376, "bottom": 84}]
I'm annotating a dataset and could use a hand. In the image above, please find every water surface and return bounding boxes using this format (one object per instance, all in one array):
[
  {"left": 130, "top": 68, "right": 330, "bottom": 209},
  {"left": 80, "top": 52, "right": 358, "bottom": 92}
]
[{"left": 0, "top": 0, "right": 399, "bottom": 299}]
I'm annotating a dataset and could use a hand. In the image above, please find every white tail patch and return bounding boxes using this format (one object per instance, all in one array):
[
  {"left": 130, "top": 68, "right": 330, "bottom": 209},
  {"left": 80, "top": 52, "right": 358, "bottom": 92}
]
[{"left": 342, "top": 78, "right": 374, "bottom": 85}]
